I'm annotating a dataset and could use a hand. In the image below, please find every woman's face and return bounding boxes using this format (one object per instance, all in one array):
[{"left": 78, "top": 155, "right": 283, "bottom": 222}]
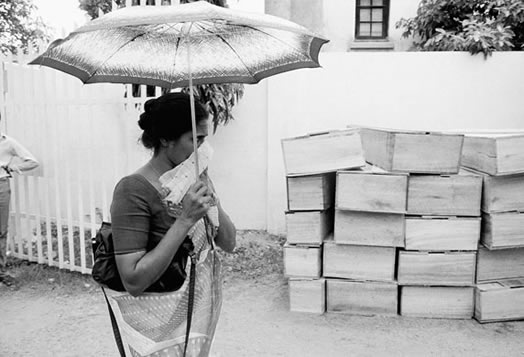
[{"left": 167, "top": 117, "right": 210, "bottom": 166}]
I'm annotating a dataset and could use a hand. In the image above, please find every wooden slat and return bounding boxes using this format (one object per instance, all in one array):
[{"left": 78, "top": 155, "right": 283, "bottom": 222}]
[
  {"left": 76, "top": 148, "right": 87, "bottom": 272},
  {"left": 475, "top": 279, "right": 524, "bottom": 322},
  {"left": 398, "top": 251, "right": 476, "bottom": 286},
  {"left": 401, "top": 286, "right": 474, "bottom": 319},
  {"left": 498, "top": 135, "right": 524, "bottom": 174},
  {"left": 87, "top": 105, "right": 98, "bottom": 241},
  {"left": 283, "top": 243, "right": 322, "bottom": 278},
  {"left": 23, "top": 171, "right": 33, "bottom": 260},
  {"left": 64, "top": 105, "right": 75, "bottom": 270},
  {"left": 33, "top": 176, "right": 43, "bottom": 263},
  {"left": 287, "top": 173, "right": 335, "bottom": 211},
  {"left": 334, "top": 210, "right": 404, "bottom": 247},
  {"left": 12, "top": 175, "right": 23, "bottom": 257},
  {"left": 281, "top": 129, "right": 365, "bottom": 175},
  {"left": 42, "top": 102, "right": 54, "bottom": 266},
  {"left": 360, "top": 127, "right": 463, "bottom": 174},
  {"left": 404, "top": 216, "right": 480, "bottom": 251},
  {"left": 476, "top": 246, "right": 524, "bottom": 283},
  {"left": 326, "top": 279, "right": 398, "bottom": 316},
  {"left": 323, "top": 242, "right": 396, "bottom": 281},
  {"left": 359, "top": 128, "right": 392, "bottom": 170},
  {"left": 462, "top": 133, "right": 524, "bottom": 176},
  {"left": 407, "top": 174, "right": 482, "bottom": 216},
  {"left": 335, "top": 171, "right": 408, "bottom": 213},
  {"left": 289, "top": 278, "right": 325, "bottom": 314},
  {"left": 481, "top": 173, "right": 524, "bottom": 213},
  {"left": 286, "top": 210, "right": 332, "bottom": 245},
  {"left": 482, "top": 212, "right": 524, "bottom": 249}
]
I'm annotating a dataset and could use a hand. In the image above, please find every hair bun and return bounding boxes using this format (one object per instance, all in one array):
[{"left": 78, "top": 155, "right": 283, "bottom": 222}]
[
  {"left": 144, "top": 98, "right": 156, "bottom": 113},
  {"left": 138, "top": 112, "right": 153, "bottom": 131}
]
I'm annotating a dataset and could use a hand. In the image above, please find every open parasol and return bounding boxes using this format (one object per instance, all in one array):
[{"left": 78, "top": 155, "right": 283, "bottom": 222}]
[{"left": 30, "top": 1, "right": 329, "bottom": 177}]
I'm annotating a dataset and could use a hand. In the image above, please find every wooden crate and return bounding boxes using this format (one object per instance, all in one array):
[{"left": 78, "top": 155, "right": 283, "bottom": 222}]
[
  {"left": 405, "top": 216, "right": 480, "bottom": 251},
  {"left": 407, "top": 174, "right": 482, "bottom": 216},
  {"left": 283, "top": 243, "right": 322, "bottom": 278},
  {"left": 481, "top": 212, "right": 524, "bottom": 249},
  {"left": 400, "top": 286, "right": 474, "bottom": 319},
  {"left": 287, "top": 173, "right": 335, "bottom": 211},
  {"left": 286, "top": 210, "right": 333, "bottom": 245},
  {"left": 335, "top": 171, "right": 408, "bottom": 213},
  {"left": 462, "top": 133, "right": 524, "bottom": 176},
  {"left": 323, "top": 242, "right": 396, "bottom": 281},
  {"left": 398, "top": 251, "right": 476, "bottom": 286},
  {"left": 326, "top": 279, "right": 398, "bottom": 316},
  {"left": 476, "top": 246, "right": 524, "bottom": 283},
  {"left": 480, "top": 172, "right": 524, "bottom": 213},
  {"left": 289, "top": 278, "right": 325, "bottom": 314},
  {"left": 281, "top": 128, "right": 365, "bottom": 176},
  {"left": 334, "top": 210, "right": 404, "bottom": 247},
  {"left": 475, "top": 278, "right": 524, "bottom": 323},
  {"left": 360, "top": 127, "right": 463, "bottom": 174}
]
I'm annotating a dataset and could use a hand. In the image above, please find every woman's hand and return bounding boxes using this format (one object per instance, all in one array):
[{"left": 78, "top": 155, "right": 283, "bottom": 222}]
[{"left": 179, "top": 181, "right": 212, "bottom": 226}]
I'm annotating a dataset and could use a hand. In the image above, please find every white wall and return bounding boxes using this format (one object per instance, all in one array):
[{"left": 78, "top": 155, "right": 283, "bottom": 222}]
[
  {"left": 207, "top": 82, "right": 269, "bottom": 230},
  {"left": 266, "top": 0, "right": 421, "bottom": 52}
]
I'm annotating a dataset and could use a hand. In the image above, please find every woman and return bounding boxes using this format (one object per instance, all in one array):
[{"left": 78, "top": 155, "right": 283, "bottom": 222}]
[{"left": 110, "top": 92, "right": 236, "bottom": 357}]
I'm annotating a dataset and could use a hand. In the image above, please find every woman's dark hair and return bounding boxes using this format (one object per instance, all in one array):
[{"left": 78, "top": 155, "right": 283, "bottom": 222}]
[{"left": 138, "top": 92, "right": 208, "bottom": 151}]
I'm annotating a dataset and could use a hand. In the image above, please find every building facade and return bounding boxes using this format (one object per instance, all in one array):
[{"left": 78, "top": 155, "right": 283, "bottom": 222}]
[{"left": 265, "top": 0, "right": 421, "bottom": 52}]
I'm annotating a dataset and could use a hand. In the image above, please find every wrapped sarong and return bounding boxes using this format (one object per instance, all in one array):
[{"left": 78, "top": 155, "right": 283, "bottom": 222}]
[{"left": 109, "top": 220, "right": 222, "bottom": 357}]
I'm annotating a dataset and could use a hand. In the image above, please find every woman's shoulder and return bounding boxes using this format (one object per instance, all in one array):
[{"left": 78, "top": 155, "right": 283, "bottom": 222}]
[{"left": 114, "top": 173, "right": 155, "bottom": 196}]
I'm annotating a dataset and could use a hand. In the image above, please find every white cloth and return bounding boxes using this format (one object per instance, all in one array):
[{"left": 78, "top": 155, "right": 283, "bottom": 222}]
[
  {"left": 159, "top": 141, "right": 219, "bottom": 228},
  {"left": 0, "top": 134, "right": 38, "bottom": 179}
]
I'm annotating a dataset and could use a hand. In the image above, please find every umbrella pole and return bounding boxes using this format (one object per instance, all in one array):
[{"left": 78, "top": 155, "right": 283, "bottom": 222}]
[{"left": 186, "top": 26, "right": 200, "bottom": 181}]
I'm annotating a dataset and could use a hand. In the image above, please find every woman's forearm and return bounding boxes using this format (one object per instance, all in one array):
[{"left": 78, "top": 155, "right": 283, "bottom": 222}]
[
  {"left": 215, "top": 203, "right": 236, "bottom": 253},
  {"left": 118, "top": 218, "right": 193, "bottom": 295}
]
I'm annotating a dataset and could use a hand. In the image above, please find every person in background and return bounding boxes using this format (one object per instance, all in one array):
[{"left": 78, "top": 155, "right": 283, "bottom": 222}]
[{"left": 0, "top": 113, "right": 39, "bottom": 286}]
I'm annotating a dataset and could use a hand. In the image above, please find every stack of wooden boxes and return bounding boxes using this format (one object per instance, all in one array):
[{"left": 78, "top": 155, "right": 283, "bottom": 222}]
[
  {"left": 360, "top": 128, "right": 483, "bottom": 319},
  {"left": 325, "top": 168, "right": 403, "bottom": 316},
  {"left": 281, "top": 129, "right": 365, "bottom": 314},
  {"left": 461, "top": 133, "right": 524, "bottom": 323}
]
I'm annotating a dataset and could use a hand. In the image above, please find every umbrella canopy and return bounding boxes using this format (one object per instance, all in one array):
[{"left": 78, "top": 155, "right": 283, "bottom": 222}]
[{"left": 29, "top": 1, "right": 329, "bottom": 88}]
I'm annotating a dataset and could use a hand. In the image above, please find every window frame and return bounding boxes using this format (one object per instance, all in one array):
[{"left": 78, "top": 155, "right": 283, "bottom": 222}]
[{"left": 355, "top": 0, "right": 390, "bottom": 40}]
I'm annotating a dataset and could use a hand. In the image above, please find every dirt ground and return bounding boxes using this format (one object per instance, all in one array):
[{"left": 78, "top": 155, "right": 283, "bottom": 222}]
[{"left": 1, "top": 232, "right": 524, "bottom": 357}]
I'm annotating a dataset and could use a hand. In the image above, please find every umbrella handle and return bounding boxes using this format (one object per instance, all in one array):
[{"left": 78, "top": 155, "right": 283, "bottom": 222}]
[{"left": 186, "top": 22, "right": 200, "bottom": 182}]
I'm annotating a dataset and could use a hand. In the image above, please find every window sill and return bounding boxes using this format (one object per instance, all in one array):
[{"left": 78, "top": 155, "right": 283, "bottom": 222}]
[{"left": 349, "top": 40, "right": 395, "bottom": 51}]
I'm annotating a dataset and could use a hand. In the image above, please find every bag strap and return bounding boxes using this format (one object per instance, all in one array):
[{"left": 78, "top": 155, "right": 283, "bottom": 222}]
[
  {"left": 183, "top": 252, "right": 197, "bottom": 356},
  {"left": 101, "top": 287, "right": 126, "bottom": 357}
]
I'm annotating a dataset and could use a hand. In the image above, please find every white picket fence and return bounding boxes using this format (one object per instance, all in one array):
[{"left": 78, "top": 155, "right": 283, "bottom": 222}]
[{"left": 0, "top": 0, "right": 182, "bottom": 274}]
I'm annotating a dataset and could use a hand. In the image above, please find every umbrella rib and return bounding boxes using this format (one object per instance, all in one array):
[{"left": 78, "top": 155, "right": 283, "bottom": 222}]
[
  {"left": 87, "top": 24, "right": 176, "bottom": 83},
  {"left": 197, "top": 24, "right": 254, "bottom": 78},
  {"left": 85, "top": 32, "right": 148, "bottom": 82},
  {"left": 169, "top": 35, "right": 183, "bottom": 90},
  {"left": 246, "top": 25, "right": 308, "bottom": 59}
]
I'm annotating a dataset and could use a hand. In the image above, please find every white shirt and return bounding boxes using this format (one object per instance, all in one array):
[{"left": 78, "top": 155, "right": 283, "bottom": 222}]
[{"left": 0, "top": 133, "right": 39, "bottom": 179}]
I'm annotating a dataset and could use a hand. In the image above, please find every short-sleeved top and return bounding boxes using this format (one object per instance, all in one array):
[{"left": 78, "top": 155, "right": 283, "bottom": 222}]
[{"left": 110, "top": 174, "right": 175, "bottom": 255}]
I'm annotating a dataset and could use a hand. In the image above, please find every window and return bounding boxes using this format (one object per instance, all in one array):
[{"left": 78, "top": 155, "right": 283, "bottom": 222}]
[{"left": 355, "top": 0, "right": 390, "bottom": 40}]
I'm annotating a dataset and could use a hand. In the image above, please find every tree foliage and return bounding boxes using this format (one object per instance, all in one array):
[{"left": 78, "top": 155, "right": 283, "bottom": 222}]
[
  {"left": 79, "top": 0, "right": 226, "bottom": 19},
  {"left": 0, "top": 0, "right": 49, "bottom": 55},
  {"left": 396, "top": 0, "right": 524, "bottom": 58}
]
